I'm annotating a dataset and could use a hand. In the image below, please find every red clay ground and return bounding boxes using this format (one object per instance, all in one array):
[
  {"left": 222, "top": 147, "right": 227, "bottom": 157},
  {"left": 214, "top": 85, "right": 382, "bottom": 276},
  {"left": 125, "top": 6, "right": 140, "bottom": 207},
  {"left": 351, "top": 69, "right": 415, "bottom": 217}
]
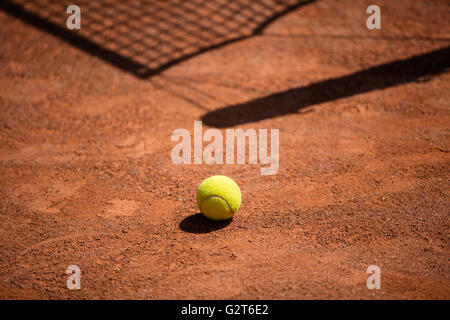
[{"left": 0, "top": 0, "right": 449, "bottom": 299}]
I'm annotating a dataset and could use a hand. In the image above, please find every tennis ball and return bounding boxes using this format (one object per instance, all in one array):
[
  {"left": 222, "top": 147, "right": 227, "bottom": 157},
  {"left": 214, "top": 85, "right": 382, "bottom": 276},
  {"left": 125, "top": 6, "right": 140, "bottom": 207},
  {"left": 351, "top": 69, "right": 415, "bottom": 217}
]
[{"left": 197, "top": 175, "right": 241, "bottom": 221}]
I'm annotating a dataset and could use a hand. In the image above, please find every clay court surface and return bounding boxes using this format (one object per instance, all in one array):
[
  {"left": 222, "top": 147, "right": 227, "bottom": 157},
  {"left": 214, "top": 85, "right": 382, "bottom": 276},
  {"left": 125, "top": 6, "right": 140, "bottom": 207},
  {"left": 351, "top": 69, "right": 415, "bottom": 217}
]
[{"left": 0, "top": 0, "right": 449, "bottom": 299}]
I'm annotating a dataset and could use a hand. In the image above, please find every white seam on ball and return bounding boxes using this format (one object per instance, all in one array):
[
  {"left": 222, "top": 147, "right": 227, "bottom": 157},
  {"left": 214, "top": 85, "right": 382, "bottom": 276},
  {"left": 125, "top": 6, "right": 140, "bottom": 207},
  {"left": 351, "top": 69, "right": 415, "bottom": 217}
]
[{"left": 201, "top": 195, "right": 233, "bottom": 213}]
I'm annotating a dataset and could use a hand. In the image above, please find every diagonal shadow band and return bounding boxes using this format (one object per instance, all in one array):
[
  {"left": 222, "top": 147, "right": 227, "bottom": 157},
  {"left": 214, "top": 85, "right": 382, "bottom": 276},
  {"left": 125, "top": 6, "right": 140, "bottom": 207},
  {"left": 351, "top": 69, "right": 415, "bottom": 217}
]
[
  {"left": 202, "top": 46, "right": 450, "bottom": 127},
  {"left": 0, "top": 0, "right": 314, "bottom": 79}
]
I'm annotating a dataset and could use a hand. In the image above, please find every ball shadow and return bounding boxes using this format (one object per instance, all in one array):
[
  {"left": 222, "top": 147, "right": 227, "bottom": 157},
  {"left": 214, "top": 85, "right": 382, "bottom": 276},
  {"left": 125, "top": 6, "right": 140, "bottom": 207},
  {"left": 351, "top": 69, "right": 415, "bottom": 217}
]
[{"left": 179, "top": 213, "right": 232, "bottom": 234}]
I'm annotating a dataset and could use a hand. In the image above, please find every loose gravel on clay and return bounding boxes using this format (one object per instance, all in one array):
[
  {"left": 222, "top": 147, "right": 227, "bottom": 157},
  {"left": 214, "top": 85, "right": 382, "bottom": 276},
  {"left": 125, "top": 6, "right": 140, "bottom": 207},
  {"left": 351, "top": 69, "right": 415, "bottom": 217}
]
[{"left": 0, "top": 0, "right": 449, "bottom": 299}]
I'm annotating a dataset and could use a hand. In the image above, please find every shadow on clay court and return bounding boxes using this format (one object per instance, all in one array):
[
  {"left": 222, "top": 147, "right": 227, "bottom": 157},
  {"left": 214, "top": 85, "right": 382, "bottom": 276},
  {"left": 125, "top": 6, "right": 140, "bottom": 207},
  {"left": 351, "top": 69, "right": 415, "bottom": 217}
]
[
  {"left": 179, "top": 213, "right": 232, "bottom": 234},
  {"left": 0, "top": 0, "right": 314, "bottom": 78},
  {"left": 3, "top": 1, "right": 448, "bottom": 128},
  {"left": 201, "top": 46, "right": 450, "bottom": 127}
]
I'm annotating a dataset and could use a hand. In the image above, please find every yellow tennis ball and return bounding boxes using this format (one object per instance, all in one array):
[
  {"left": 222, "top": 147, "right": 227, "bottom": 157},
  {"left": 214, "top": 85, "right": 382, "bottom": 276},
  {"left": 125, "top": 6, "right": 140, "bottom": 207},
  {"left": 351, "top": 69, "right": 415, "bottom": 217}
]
[{"left": 197, "top": 175, "right": 242, "bottom": 221}]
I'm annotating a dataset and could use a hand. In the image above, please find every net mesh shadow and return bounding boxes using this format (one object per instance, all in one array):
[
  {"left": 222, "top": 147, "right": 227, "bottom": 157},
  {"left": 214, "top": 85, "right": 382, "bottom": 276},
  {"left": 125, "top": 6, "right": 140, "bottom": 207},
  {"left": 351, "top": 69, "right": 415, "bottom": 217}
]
[{"left": 2, "top": 0, "right": 312, "bottom": 78}]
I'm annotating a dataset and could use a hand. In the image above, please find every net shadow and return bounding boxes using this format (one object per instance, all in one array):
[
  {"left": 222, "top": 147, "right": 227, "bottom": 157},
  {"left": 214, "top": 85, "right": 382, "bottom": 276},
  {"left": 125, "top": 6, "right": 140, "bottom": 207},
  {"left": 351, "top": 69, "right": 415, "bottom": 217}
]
[
  {"left": 0, "top": 0, "right": 314, "bottom": 78},
  {"left": 202, "top": 46, "right": 450, "bottom": 127}
]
